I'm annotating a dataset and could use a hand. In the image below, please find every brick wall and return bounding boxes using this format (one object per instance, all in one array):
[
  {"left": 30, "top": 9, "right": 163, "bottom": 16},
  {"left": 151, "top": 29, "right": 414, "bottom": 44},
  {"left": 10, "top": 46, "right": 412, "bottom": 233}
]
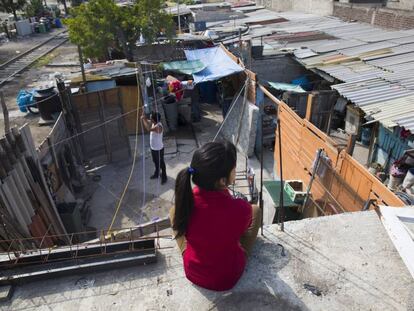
[{"left": 333, "top": 2, "right": 414, "bottom": 29}]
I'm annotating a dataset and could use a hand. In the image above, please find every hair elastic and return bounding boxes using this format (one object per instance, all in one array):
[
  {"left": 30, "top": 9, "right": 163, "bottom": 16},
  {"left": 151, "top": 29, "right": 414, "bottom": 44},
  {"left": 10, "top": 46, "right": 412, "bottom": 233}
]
[{"left": 188, "top": 166, "right": 195, "bottom": 175}]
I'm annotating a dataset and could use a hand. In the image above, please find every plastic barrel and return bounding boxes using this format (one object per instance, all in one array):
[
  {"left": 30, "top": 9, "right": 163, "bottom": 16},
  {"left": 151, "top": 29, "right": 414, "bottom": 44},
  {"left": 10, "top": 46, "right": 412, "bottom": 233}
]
[
  {"left": 39, "top": 23, "right": 46, "bottom": 33},
  {"left": 55, "top": 18, "right": 62, "bottom": 28},
  {"left": 388, "top": 175, "right": 404, "bottom": 191},
  {"left": 402, "top": 168, "right": 414, "bottom": 189},
  {"left": 163, "top": 102, "right": 178, "bottom": 131}
]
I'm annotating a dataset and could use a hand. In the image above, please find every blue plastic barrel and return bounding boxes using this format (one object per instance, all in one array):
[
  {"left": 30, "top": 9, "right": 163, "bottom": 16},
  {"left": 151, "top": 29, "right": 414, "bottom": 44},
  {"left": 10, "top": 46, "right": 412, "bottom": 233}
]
[{"left": 55, "top": 18, "right": 62, "bottom": 28}]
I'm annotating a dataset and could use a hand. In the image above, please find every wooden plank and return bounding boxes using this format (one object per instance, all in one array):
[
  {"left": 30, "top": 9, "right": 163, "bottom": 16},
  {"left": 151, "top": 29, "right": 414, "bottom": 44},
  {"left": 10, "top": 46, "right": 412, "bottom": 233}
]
[
  {"left": 305, "top": 94, "right": 313, "bottom": 121},
  {"left": 0, "top": 183, "right": 30, "bottom": 236},
  {"left": 341, "top": 153, "right": 404, "bottom": 206},
  {"left": 0, "top": 188, "right": 22, "bottom": 235},
  {"left": 19, "top": 125, "right": 68, "bottom": 236},
  {"left": 117, "top": 88, "right": 132, "bottom": 157},
  {"left": 120, "top": 86, "right": 143, "bottom": 135},
  {"left": 98, "top": 91, "right": 112, "bottom": 163},
  {"left": 10, "top": 169, "right": 35, "bottom": 218}
]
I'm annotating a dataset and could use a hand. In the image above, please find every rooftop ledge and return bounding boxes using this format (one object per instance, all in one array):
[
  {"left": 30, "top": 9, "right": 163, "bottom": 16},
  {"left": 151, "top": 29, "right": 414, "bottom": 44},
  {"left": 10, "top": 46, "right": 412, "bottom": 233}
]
[{"left": 3, "top": 211, "right": 414, "bottom": 310}]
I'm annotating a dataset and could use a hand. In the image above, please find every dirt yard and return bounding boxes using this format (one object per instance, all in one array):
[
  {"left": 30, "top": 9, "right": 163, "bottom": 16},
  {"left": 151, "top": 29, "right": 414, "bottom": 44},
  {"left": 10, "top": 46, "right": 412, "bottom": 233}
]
[{"left": 0, "top": 41, "right": 80, "bottom": 145}]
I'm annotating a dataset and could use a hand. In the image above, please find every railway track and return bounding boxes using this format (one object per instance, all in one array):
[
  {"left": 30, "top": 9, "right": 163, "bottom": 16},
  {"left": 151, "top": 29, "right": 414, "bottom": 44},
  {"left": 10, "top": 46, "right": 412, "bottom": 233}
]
[{"left": 0, "top": 31, "right": 69, "bottom": 88}]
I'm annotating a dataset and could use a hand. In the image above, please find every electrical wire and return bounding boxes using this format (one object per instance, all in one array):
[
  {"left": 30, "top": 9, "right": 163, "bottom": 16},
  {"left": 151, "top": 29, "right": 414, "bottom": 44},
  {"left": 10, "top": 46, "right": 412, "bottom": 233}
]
[
  {"left": 107, "top": 63, "right": 141, "bottom": 233},
  {"left": 213, "top": 79, "right": 247, "bottom": 142},
  {"left": 37, "top": 45, "right": 228, "bottom": 153},
  {"left": 150, "top": 63, "right": 162, "bottom": 204},
  {"left": 35, "top": 84, "right": 190, "bottom": 153}
]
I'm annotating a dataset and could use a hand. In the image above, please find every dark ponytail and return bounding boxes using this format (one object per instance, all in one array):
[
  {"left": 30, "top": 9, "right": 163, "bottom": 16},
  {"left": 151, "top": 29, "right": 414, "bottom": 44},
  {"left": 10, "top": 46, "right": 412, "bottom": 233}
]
[
  {"left": 173, "top": 168, "right": 194, "bottom": 238},
  {"left": 173, "top": 141, "right": 237, "bottom": 238}
]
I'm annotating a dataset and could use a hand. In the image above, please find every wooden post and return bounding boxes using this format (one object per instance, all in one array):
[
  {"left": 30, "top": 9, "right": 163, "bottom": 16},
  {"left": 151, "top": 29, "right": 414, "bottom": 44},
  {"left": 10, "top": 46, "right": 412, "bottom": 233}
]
[
  {"left": 98, "top": 91, "right": 112, "bottom": 163},
  {"left": 305, "top": 94, "right": 314, "bottom": 122},
  {"left": 0, "top": 91, "right": 9, "bottom": 134},
  {"left": 77, "top": 45, "right": 87, "bottom": 92},
  {"left": 346, "top": 134, "right": 357, "bottom": 155},
  {"left": 366, "top": 122, "right": 378, "bottom": 167},
  {"left": 117, "top": 88, "right": 132, "bottom": 157}
]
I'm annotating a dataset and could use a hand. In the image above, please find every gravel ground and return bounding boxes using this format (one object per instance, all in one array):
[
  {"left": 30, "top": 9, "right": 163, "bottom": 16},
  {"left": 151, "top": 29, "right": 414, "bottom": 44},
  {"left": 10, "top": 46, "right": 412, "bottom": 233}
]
[{"left": 0, "top": 28, "right": 65, "bottom": 64}]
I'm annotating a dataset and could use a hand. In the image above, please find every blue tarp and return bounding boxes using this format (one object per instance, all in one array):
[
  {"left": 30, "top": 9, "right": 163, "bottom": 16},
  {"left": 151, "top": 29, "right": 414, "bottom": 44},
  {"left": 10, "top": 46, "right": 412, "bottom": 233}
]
[
  {"left": 184, "top": 47, "right": 244, "bottom": 84},
  {"left": 16, "top": 89, "right": 35, "bottom": 113},
  {"left": 268, "top": 81, "right": 306, "bottom": 93}
]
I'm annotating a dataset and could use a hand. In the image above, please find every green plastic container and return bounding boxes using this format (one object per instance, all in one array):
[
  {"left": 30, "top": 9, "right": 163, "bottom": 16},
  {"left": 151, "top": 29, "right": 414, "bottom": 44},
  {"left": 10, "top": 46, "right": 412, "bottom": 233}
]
[
  {"left": 39, "top": 23, "right": 46, "bottom": 33},
  {"left": 284, "top": 180, "right": 307, "bottom": 204}
]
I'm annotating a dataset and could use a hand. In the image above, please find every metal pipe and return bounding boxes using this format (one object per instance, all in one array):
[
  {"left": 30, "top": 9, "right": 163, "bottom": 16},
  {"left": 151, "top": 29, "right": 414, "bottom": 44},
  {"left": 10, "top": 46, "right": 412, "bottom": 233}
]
[
  {"left": 301, "top": 149, "right": 323, "bottom": 213},
  {"left": 277, "top": 118, "right": 284, "bottom": 232},
  {"left": 260, "top": 99, "right": 264, "bottom": 236}
]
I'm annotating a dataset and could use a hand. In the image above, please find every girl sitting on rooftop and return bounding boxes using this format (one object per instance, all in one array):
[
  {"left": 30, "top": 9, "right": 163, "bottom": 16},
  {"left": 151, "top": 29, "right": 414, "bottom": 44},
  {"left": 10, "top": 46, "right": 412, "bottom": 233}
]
[{"left": 170, "top": 141, "right": 261, "bottom": 291}]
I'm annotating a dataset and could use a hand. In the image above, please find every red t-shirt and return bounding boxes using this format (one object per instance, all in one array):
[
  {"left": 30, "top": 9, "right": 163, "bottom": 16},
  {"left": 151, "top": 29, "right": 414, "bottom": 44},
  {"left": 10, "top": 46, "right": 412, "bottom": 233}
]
[{"left": 183, "top": 186, "right": 252, "bottom": 291}]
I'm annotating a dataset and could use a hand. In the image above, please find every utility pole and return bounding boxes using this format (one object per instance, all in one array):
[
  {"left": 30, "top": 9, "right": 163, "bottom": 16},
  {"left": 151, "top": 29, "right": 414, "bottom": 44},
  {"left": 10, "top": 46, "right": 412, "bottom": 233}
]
[
  {"left": 0, "top": 91, "right": 9, "bottom": 135},
  {"left": 238, "top": 28, "right": 242, "bottom": 59},
  {"left": 177, "top": 0, "right": 181, "bottom": 34}
]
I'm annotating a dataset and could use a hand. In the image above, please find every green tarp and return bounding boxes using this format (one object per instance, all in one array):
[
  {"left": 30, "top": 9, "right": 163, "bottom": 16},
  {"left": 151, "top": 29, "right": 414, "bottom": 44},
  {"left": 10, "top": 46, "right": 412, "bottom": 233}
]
[
  {"left": 268, "top": 81, "right": 306, "bottom": 93},
  {"left": 162, "top": 60, "right": 206, "bottom": 75}
]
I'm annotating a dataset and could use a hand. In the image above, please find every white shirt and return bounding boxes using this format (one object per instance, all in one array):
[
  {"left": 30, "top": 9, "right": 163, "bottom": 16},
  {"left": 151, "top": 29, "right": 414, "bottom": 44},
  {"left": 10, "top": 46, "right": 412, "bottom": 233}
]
[{"left": 150, "top": 122, "right": 164, "bottom": 151}]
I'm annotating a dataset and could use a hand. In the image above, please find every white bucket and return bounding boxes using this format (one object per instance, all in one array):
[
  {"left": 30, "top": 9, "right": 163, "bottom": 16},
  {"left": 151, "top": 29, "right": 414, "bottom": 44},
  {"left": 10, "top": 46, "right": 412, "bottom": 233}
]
[{"left": 402, "top": 168, "right": 414, "bottom": 189}]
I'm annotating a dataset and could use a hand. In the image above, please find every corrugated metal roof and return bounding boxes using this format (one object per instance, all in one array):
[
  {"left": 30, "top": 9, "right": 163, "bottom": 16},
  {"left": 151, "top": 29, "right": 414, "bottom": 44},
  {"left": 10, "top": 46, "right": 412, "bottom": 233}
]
[
  {"left": 199, "top": 5, "right": 414, "bottom": 131},
  {"left": 333, "top": 84, "right": 414, "bottom": 130},
  {"left": 390, "top": 35, "right": 414, "bottom": 44},
  {"left": 338, "top": 42, "right": 398, "bottom": 57},
  {"left": 332, "top": 78, "right": 414, "bottom": 106},
  {"left": 356, "top": 30, "right": 414, "bottom": 43},
  {"left": 377, "top": 61, "right": 414, "bottom": 72},
  {"left": 392, "top": 114, "right": 414, "bottom": 132},
  {"left": 361, "top": 95, "right": 414, "bottom": 130},
  {"left": 367, "top": 52, "right": 414, "bottom": 69},
  {"left": 317, "top": 61, "right": 384, "bottom": 83},
  {"left": 310, "top": 39, "right": 366, "bottom": 53},
  {"left": 294, "top": 48, "right": 318, "bottom": 59}
]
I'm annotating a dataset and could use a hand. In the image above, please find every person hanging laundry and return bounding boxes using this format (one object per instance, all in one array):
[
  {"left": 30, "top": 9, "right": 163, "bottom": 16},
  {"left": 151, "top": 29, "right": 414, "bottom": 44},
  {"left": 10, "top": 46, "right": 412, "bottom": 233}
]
[
  {"left": 141, "top": 111, "right": 167, "bottom": 184},
  {"left": 169, "top": 141, "right": 261, "bottom": 291}
]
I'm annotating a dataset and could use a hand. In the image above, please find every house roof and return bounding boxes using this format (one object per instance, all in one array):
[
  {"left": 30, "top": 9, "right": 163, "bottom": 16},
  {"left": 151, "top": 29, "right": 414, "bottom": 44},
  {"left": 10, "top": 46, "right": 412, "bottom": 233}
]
[{"left": 203, "top": 7, "right": 414, "bottom": 132}]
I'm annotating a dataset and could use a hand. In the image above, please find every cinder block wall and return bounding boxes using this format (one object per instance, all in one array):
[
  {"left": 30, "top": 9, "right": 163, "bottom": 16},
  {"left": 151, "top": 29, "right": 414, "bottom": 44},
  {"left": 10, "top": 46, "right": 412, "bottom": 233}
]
[
  {"left": 333, "top": 2, "right": 414, "bottom": 29},
  {"left": 255, "top": 0, "right": 334, "bottom": 16}
]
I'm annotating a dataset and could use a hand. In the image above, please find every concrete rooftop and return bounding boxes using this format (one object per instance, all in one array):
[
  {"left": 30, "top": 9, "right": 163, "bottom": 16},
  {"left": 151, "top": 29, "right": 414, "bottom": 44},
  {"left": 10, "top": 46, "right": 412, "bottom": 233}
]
[
  {"left": 1, "top": 211, "right": 413, "bottom": 310},
  {"left": 82, "top": 102, "right": 274, "bottom": 231}
]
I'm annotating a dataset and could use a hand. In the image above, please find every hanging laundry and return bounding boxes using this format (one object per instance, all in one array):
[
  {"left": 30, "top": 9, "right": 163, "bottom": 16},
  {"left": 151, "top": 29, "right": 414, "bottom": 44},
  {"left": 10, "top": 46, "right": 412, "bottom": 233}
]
[{"left": 168, "top": 80, "right": 183, "bottom": 101}]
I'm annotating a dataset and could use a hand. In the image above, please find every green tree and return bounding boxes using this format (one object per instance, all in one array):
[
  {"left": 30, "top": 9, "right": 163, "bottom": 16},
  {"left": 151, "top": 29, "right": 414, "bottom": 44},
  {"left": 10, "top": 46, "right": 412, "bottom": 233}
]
[
  {"left": 0, "top": 0, "right": 26, "bottom": 20},
  {"left": 25, "top": 0, "right": 45, "bottom": 17},
  {"left": 64, "top": 0, "right": 174, "bottom": 60}
]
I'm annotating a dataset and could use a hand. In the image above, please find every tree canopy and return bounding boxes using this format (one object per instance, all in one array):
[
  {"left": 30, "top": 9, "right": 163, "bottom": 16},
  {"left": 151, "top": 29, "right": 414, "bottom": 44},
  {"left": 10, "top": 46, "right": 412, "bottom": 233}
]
[
  {"left": 64, "top": 0, "right": 174, "bottom": 60},
  {"left": 0, "top": 0, "right": 27, "bottom": 20},
  {"left": 24, "top": 0, "right": 46, "bottom": 18}
]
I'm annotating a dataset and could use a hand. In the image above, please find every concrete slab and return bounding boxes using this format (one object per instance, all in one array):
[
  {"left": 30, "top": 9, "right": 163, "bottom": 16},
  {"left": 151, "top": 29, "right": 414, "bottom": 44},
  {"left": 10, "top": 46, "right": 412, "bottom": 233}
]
[
  {"left": 83, "top": 102, "right": 274, "bottom": 231},
  {"left": 2, "top": 211, "right": 413, "bottom": 310},
  {"left": 84, "top": 103, "right": 261, "bottom": 231}
]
